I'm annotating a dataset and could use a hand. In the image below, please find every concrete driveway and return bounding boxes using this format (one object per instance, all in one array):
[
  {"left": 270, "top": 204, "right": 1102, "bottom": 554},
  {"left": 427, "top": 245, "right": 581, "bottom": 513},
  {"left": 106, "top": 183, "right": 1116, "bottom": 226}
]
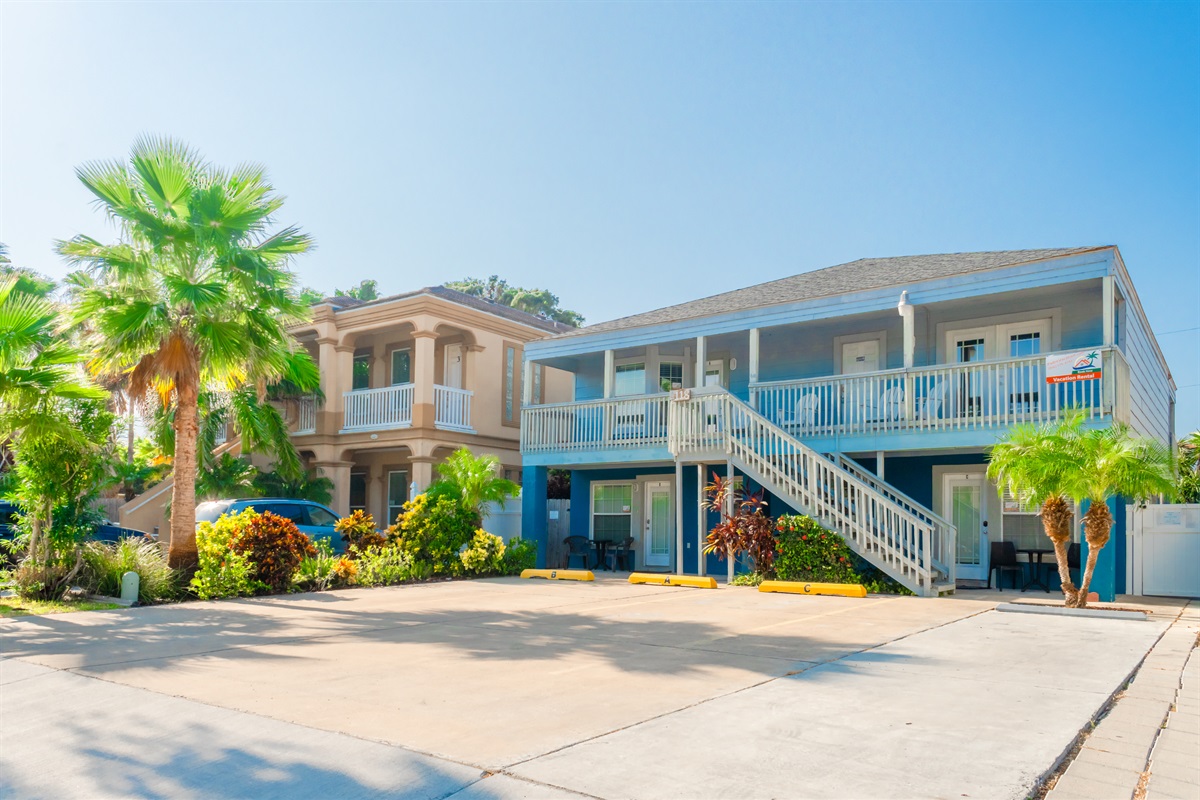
[{"left": 0, "top": 577, "right": 1184, "bottom": 799}]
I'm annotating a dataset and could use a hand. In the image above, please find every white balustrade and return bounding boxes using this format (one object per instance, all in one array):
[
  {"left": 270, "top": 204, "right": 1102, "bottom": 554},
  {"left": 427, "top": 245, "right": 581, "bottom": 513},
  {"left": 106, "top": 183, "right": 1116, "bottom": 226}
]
[
  {"left": 295, "top": 396, "right": 316, "bottom": 435},
  {"left": 749, "top": 347, "right": 1121, "bottom": 438},
  {"left": 434, "top": 385, "right": 473, "bottom": 431},
  {"left": 521, "top": 393, "right": 671, "bottom": 453},
  {"left": 343, "top": 384, "right": 414, "bottom": 431}
]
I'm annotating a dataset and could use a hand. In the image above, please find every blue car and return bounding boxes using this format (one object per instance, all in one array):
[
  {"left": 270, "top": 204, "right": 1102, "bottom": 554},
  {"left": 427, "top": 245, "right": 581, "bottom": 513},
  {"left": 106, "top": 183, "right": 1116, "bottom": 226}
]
[
  {"left": 0, "top": 501, "right": 152, "bottom": 563},
  {"left": 195, "top": 498, "right": 345, "bottom": 553}
]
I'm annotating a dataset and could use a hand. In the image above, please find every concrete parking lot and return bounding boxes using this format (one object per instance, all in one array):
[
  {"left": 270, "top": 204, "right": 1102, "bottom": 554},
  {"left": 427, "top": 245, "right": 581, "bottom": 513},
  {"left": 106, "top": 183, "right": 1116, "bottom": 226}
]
[{"left": 0, "top": 576, "right": 1186, "bottom": 799}]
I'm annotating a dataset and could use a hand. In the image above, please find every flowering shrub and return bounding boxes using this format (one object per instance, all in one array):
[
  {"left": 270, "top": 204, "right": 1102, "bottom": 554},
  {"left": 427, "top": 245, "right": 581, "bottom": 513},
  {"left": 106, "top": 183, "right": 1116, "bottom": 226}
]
[
  {"left": 386, "top": 492, "right": 477, "bottom": 575},
  {"left": 356, "top": 544, "right": 429, "bottom": 587},
  {"left": 460, "top": 530, "right": 506, "bottom": 575},
  {"left": 191, "top": 509, "right": 264, "bottom": 599},
  {"left": 335, "top": 510, "right": 386, "bottom": 552},
  {"left": 293, "top": 539, "right": 358, "bottom": 592},
  {"left": 229, "top": 511, "right": 316, "bottom": 594},
  {"left": 501, "top": 537, "right": 538, "bottom": 575},
  {"left": 702, "top": 473, "right": 778, "bottom": 576},
  {"left": 775, "top": 515, "right": 912, "bottom": 595}
]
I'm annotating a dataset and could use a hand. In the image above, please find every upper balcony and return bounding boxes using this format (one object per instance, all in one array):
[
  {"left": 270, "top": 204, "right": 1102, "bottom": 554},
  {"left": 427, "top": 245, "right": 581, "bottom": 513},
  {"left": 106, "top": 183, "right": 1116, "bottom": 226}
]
[
  {"left": 520, "top": 269, "right": 1142, "bottom": 462},
  {"left": 341, "top": 382, "right": 473, "bottom": 433}
]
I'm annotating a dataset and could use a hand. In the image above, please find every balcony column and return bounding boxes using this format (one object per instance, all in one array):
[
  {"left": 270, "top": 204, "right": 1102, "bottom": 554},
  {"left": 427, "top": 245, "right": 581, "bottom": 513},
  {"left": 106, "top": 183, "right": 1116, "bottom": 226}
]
[
  {"left": 603, "top": 350, "right": 615, "bottom": 399},
  {"left": 523, "top": 358, "right": 534, "bottom": 405},
  {"left": 412, "top": 330, "right": 438, "bottom": 428},
  {"left": 1102, "top": 276, "right": 1115, "bottom": 347},
  {"left": 748, "top": 329, "right": 760, "bottom": 410},
  {"left": 695, "top": 336, "right": 707, "bottom": 388},
  {"left": 316, "top": 460, "right": 354, "bottom": 517},
  {"left": 898, "top": 291, "right": 916, "bottom": 419}
]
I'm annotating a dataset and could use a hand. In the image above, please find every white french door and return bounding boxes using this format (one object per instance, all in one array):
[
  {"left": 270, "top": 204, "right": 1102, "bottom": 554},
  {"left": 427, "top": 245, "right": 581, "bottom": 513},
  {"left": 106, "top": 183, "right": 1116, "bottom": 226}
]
[
  {"left": 944, "top": 473, "right": 988, "bottom": 581},
  {"left": 643, "top": 480, "right": 674, "bottom": 568},
  {"left": 443, "top": 343, "right": 464, "bottom": 389}
]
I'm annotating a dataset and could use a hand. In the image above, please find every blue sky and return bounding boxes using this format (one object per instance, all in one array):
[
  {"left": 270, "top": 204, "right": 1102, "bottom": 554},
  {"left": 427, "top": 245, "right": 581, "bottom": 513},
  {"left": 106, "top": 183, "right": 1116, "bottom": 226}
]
[{"left": 1, "top": 1, "right": 1197, "bottom": 435}]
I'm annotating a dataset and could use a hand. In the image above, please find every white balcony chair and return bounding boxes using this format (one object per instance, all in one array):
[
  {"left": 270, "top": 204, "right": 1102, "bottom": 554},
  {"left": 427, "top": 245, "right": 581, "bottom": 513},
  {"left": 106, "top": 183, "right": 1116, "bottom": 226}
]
[
  {"left": 778, "top": 393, "right": 819, "bottom": 432},
  {"left": 878, "top": 386, "right": 905, "bottom": 422},
  {"left": 919, "top": 380, "right": 949, "bottom": 421}
]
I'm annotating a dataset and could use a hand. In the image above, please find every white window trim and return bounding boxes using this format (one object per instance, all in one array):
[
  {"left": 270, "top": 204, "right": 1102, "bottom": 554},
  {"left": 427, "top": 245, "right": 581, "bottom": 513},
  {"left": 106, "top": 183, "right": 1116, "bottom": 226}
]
[
  {"left": 937, "top": 308, "right": 1061, "bottom": 363},
  {"left": 613, "top": 359, "right": 648, "bottom": 397},
  {"left": 833, "top": 330, "right": 887, "bottom": 375},
  {"left": 590, "top": 481, "right": 635, "bottom": 541}
]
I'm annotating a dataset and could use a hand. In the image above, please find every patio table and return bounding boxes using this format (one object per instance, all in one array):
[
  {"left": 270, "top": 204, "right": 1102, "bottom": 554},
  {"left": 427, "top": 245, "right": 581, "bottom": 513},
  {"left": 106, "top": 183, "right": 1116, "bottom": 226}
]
[
  {"left": 1017, "top": 548, "right": 1054, "bottom": 592},
  {"left": 591, "top": 540, "right": 612, "bottom": 571}
]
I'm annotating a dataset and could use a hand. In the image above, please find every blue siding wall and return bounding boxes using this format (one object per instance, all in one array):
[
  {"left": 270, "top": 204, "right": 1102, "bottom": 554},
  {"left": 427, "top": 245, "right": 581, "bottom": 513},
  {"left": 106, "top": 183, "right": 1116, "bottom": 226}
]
[{"left": 1116, "top": 276, "right": 1174, "bottom": 444}]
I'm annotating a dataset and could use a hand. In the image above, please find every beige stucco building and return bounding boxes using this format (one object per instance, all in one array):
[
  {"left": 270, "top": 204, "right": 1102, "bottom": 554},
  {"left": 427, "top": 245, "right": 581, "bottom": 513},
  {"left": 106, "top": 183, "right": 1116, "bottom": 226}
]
[{"left": 120, "top": 286, "right": 573, "bottom": 537}]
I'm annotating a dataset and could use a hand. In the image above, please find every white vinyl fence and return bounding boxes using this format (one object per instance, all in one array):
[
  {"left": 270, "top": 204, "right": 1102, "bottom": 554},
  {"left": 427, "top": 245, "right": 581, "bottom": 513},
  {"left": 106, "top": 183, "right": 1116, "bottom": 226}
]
[{"left": 1128, "top": 504, "right": 1200, "bottom": 598}]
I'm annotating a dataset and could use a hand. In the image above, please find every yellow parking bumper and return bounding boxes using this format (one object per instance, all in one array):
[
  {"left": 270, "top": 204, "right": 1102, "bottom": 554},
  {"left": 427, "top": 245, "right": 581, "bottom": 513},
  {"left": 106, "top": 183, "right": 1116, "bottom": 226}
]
[
  {"left": 628, "top": 573, "right": 719, "bottom": 589},
  {"left": 520, "top": 569, "right": 595, "bottom": 581},
  {"left": 759, "top": 580, "right": 867, "bottom": 597}
]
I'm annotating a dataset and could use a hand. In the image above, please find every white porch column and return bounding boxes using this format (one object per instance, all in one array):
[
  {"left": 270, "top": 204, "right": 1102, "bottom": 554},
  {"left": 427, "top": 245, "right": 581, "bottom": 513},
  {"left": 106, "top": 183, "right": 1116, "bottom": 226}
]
[
  {"left": 748, "top": 328, "right": 760, "bottom": 409},
  {"left": 876, "top": 451, "right": 885, "bottom": 481},
  {"left": 675, "top": 460, "right": 684, "bottom": 575},
  {"left": 316, "top": 460, "right": 354, "bottom": 517},
  {"left": 603, "top": 349, "right": 615, "bottom": 399},
  {"left": 522, "top": 358, "right": 534, "bottom": 405},
  {"left": 696, "top": 463, "right": 706, "bottom": 577},
  {"left": 1102, "top": 275, "right": 1115, "bottom": 346},
  {"left": 725, "top": 458, "right": 735, "bottom": 584},
  {"left": 898, "top": 291, "right": 916, "bottom": 419},
  {"left": 695, "top": 336, "right": 708, "bottom": 388}
]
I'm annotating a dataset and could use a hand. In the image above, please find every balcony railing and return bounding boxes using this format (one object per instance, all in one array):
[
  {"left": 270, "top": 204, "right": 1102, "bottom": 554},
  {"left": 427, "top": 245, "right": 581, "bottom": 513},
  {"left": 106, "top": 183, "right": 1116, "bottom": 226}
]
[
  {"left": 295, "top": 397, "right": 317, "bottom": 435},
  {"left": 434, "top": 385, "right": 473, "bottom": 431},
  {"left": 749, "top": 347, "right": 1124, "bottom": 438},
  {"left": 521, "top": 393, "right": 671, "bottom": 454},
  {"left": 343, "top": 384, "right": 414, "bottom": 431}
]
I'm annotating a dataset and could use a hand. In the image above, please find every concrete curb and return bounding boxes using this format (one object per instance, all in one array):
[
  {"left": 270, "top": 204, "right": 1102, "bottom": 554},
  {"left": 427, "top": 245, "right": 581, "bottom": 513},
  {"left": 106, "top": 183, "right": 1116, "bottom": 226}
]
[{"left": 996, "top": 602, "right": 1148, "bottom": 622}]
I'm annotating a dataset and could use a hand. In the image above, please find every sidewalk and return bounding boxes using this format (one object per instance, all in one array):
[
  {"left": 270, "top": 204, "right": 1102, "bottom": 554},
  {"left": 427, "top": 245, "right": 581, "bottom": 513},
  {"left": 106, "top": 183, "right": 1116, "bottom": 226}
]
[{"left": 1045, "top": 601, "right": 1199, "bottom": 800}]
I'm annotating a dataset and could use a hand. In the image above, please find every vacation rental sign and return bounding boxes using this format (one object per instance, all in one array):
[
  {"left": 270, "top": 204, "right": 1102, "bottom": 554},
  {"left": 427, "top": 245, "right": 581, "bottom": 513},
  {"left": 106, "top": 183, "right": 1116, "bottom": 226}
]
[{"left": 1046, "top": 350, "right": 1102, "bottom": 384}]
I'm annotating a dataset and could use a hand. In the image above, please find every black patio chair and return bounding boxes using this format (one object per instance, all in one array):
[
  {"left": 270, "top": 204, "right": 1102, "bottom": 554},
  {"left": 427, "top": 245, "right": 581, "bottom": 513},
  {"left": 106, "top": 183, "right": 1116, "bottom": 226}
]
[
  {"left": 563, "top": 535, "right": 595, "bottom": 570},
  {"left": 606, "top": 537, "right": 636, "bottom": 571},
  {"left": 989, "top": 541, "right": 1022, "bottom": 591}
]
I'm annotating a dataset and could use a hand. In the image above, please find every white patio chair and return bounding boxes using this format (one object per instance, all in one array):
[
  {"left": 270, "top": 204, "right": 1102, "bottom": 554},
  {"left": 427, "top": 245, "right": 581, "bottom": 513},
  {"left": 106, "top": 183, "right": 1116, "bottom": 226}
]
[
  {"left": 919, "top": 380, "right": 949, "bottom": 421},
  {"left": 878, "top": 386, "right": 905, "bottom": 422},
  {"left": 778, "top": 393, "right": 819, "bottom": 432}
]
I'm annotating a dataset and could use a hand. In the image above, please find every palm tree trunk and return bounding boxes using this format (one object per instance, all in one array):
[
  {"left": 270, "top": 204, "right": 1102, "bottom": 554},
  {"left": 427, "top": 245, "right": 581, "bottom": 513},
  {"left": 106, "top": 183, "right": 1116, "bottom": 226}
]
[
  {"left": 1040, "top": 495, "right": 1078, "bottom": 606},
  {"left": 168, "top": 383, "right": 201, "bottom": 570},
  {"left": 1075, "top": 502, "right": 1112, "bottom": 608}
]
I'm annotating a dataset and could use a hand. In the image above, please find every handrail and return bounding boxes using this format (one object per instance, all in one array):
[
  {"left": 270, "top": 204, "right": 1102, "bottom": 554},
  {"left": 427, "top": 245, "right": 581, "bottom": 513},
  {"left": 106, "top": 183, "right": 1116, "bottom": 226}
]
[
  {"left": 434, "top": 384, "right": 473, "bottom": 430},
  {"left": 668, "top": 389, "right": 950, "bottom": 595},
  {"left": 522, "top": 393, "right": 671, "bottom": 453},
  {"left": 343, "top": 383, "right": 414, "bottom": 431}
]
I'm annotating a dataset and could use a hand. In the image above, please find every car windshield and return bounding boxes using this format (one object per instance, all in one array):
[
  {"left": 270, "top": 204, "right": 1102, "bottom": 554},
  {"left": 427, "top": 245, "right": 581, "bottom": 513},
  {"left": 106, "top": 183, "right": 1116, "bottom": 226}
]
[{"left": 195, "top": 501, "right": 233, "bottom": 523}]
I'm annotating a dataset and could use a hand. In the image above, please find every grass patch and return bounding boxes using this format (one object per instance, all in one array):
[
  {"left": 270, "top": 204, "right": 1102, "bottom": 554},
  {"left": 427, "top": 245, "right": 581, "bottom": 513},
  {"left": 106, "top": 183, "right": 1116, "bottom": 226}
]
[{"left": 0, "top": 597, "right": 123, "bottom": 617}]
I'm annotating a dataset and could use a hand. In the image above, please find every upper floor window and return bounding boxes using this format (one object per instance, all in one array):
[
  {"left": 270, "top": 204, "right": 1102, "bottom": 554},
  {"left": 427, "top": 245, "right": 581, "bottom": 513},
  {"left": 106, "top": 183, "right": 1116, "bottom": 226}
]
[
  {"left": 352, "top": 353, "right": 371, "bottom": 391},
  {"left": 503, "top": 343, "right": 520, "bottom": 426},
  {"left": 532, "top": 365, "right": 542, "bottom": 405},
  {"left": 615, "top": 362, "right": 645, "bottom": 396},
  {"left": 659, "top": 361, "right": 684, "bottom": 392},
  {"left": 391, "top": 348, "right": 411, "bottom": 385},
  {"left": 1008, "top": 332, "right": 1042, "bottom": 357}
]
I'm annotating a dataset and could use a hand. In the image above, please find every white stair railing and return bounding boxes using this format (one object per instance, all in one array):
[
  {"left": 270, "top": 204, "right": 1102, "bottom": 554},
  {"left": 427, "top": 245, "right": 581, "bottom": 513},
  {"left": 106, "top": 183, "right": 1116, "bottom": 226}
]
[
  {"left": 831, "top": 453, "right": 955, "bottom": 585},
  {"left": 295, "top": 396, "right": 317, "bottom": 434},
  {"left": 434, "top": 385, "right": 473, "bottom": 430},
  {"left": 343, "top": 384, "right": 414, "bottom": 431},
  {"left": 669, "top": 387, "right": 952, "bottom": 596}
]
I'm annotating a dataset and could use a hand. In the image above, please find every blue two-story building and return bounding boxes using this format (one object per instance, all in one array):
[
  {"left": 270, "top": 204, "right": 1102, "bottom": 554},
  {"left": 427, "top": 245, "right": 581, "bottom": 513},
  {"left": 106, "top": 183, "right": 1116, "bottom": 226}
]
[{"left": 519, "top": 247, "right": 1176, "bottom": 599}]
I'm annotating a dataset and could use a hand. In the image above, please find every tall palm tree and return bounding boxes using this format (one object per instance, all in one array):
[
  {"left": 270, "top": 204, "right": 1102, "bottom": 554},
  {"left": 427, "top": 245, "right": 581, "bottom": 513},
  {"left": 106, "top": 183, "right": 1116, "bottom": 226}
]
[
  {"left": 989, "top": 410, "right": 1174, "bottom": 607},
  {"left": 59, "top": 137, "right": 317, "bottom": 569}
]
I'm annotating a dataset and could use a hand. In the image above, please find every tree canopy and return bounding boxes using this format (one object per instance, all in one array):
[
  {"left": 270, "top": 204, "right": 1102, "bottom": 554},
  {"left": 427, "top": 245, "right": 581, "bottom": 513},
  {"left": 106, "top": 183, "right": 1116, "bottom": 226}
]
[{"left": 445, "top": 275, "right": 583, "bottom": 327}]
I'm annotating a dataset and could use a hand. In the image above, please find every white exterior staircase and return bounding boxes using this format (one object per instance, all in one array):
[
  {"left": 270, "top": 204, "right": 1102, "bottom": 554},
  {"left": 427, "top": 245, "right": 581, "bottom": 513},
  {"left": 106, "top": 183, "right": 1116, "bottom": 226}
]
[{"left": 667, "top": 387, "right": 956, "bottom": 596}]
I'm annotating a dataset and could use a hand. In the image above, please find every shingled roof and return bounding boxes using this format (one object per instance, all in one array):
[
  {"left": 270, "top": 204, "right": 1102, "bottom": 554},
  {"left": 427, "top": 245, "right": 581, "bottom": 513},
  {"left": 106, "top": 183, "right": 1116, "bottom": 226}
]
[
  {"left": 559, "top": 247, "right": 1110, "bottom": 337},
  {"left": 326, "top": 285, "right": 574, "bottom": 334}
]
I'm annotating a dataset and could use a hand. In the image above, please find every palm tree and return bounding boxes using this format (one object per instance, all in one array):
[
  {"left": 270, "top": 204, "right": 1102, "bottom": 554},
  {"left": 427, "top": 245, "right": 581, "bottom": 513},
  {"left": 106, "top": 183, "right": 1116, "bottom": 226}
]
[
  {"left": 1176, "top": 431, "right": 1200, "bottom": 503},
  {"left": 1060, "top": 421, "right": 1174, "bottom": 605},
  {"left": 59, "top": 137, "right": 317, "bottom": 569},
  {"left": 196, "top": 453, "right": 259, "bottom": 502},
  {"left": 0, "top": 276, "right": 107, "bottom": 559},
  {"left": 435, "top": 448, "right": 520, "bottom": 517},
  {"left": 989, "top": 411, "right": 1174, "bottom": 607}
]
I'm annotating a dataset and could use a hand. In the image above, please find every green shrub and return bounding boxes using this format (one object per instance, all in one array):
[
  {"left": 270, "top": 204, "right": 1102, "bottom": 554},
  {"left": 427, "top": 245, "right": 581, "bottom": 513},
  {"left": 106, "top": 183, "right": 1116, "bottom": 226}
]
[
  {"left": 356, "top": 544, "right": 429, "bottom": 587},
  {"left": 731, "top": 572, "right": 765, "bottom": 586},
  {"left": 775, "top": 515, "right": 912, "bottom": 595},
  {"left": 460, "top": 530, "right": 506, "bottom": 576},
  {"left": 335, "top": 510, "right": 387, "bottom": 552},
  {"left": 81, "top": 538, "right": 178, "bottom": 603},
  {"left": 230, "top": 511, "right": 317, "bottom": 594},
  {"left": 387, "top": 491, "right": 477, "bottom": 575},
  {"left": 191, "top": 509, "right": 263, "bottom": 600},
  {"left": 293, "top": 539, "right": 358, "bottom": 592},
  {"left": 501, "top": 537, "right": 537, "bottom": 575},
  {"left": 11, "top": 554, "right": 83, "bottom": 601}
]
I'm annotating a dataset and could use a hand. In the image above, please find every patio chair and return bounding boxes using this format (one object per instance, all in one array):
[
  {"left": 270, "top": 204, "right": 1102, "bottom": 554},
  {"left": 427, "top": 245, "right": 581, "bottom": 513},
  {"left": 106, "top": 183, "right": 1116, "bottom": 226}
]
[
  {"left": 563, "top": 535, "right": 596, "bottom": 570},
  {"left": 606, "top": 537, "right": 636, "bottom": 571},
  {"left": 878, "top": 386, "right": 905, "bottom": 422},
  {"left": 778, "top": 393, "right": 819, "bottom": 431},
  {"left": 920, "top": 380, "right": 949, "bottom": 421},
  {"left": 988, "top": 541, "right": 1022, "bottom": 591}
]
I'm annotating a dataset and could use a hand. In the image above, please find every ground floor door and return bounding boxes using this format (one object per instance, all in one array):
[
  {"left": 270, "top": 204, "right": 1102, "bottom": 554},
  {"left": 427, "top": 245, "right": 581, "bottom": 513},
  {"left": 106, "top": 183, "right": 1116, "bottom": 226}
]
[
  {"left": 643, "top": 480, "right": 674, "bottom": 568},
  {"left": 944, "top": 472, "right": 988, "bottom": 581}
]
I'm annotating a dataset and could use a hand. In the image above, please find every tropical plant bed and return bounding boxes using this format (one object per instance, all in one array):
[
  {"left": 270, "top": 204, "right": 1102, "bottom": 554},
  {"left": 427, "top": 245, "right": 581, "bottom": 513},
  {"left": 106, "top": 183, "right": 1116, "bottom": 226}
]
[{"left": 995, "top": 602, "right": 1148, "bottom": 621}]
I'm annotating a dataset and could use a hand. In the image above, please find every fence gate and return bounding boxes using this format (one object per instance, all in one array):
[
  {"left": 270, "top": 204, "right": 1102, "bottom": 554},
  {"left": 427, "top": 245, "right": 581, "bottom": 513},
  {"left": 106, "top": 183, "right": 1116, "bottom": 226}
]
[
  {"left": 546, "top": 499, "right": 570, "bottom": 569},
  {"left": 1130, "top": 504, "right": 1200, "bottom": 598}
]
